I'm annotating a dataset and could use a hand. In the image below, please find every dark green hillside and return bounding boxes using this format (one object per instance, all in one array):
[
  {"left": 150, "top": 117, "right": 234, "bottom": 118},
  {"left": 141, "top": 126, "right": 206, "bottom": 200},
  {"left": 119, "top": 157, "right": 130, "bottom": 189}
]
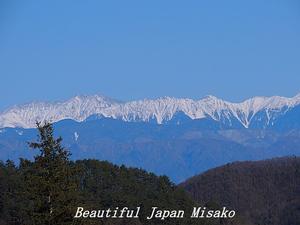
[
  {"left": 0, "top": 122, "right": 215, "bottom": 225},
  {"left": 0, "top": 159, "right": 218, "bottom": 225},
  {"left": 181, "top": 157, "right": 300, "bottom": 225},
  {"left": 74, "top": 159, "right": 200, "bottom": 225}
]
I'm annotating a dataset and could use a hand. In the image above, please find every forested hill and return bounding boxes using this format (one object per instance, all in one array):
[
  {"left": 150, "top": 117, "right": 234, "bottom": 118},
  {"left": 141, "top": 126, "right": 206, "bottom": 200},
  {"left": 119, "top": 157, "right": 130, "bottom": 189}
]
[
  {"left": 181, "top": 157, "right": 300, "bottom": 225},
  {"left": 0, "top": 159, "right": 192, "bottom": 225},
  {"left": 0, "top": 122, "right": 241, "bottom": 225}
]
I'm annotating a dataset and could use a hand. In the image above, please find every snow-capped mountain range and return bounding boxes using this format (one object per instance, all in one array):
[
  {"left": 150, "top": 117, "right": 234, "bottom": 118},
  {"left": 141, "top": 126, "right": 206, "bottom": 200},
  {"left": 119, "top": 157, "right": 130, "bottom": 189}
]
[
  {"left": 1, "top": 94, "right": 300, "bottom": 182},
  {"left": 1, "top": 93, "right": 300, "bottom": 129}
]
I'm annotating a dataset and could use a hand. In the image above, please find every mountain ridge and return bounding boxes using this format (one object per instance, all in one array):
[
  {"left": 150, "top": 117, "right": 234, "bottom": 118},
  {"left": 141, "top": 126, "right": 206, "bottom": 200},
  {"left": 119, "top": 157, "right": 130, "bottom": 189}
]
[{"left": 1, "top": 93, "right": 300, "bottom": 129}]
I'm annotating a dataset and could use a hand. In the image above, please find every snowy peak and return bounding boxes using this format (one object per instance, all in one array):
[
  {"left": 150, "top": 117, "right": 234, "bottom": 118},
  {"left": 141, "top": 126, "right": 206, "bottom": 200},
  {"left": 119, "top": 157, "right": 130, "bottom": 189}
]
[
  {"left": 1, "top": 93, "right": 300, "bottom": 129},
  {"left": 0, "top": 95, "right": 119, "bottom": 128}
]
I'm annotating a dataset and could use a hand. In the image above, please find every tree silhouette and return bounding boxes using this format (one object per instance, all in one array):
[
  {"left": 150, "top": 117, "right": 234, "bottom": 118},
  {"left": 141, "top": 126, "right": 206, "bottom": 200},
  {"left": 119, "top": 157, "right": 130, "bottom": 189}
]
[{"left": 27, "top": 122, "right": 77, "bottom": 225}]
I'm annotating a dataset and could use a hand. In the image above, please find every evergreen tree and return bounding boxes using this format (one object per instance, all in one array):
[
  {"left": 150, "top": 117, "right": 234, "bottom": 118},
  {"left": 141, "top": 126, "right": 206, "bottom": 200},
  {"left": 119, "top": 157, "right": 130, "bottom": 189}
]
[{"left": 27, "top": 122, "right": 78, "bottom": 225}]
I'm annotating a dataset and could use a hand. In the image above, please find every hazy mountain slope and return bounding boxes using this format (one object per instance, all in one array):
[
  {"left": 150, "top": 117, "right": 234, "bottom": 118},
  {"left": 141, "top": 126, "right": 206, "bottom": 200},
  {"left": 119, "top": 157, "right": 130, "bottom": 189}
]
[{"left": 1, "top": 118, "right": 299, "bottom": 183}]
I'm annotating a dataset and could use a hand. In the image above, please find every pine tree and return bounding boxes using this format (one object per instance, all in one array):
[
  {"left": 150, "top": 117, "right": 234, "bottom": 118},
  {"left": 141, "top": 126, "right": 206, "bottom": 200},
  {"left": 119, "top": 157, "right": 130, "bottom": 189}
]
[{"left": 27, "top": 122, "right": 78, "bottom": 225}]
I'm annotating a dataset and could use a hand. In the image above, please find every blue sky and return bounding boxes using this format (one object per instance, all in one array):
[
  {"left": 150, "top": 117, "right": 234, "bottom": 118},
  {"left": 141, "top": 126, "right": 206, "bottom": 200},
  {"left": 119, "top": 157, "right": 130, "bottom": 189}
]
[{"left": 0, "top": 0, "right": 300, "bottom": 110}]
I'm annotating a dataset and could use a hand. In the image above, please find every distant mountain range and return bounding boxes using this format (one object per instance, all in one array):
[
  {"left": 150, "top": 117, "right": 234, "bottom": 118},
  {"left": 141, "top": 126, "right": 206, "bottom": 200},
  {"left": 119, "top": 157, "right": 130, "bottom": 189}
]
[
  {"left": 1, "top": 94, "right": 300, "bottom": 182},
  {"left": 1, "top": 93, "right": 300, "bottom": 129}
]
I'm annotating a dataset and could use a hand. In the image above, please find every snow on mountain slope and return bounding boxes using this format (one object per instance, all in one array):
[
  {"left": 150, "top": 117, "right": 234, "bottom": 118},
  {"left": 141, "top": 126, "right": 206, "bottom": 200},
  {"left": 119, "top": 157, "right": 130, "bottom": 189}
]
[
  {"left": 1, "top": 94, "right": 300, "bottom": 129},
  {"left": 0, "top": 95, "right": 119, "bottom": 128}
]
